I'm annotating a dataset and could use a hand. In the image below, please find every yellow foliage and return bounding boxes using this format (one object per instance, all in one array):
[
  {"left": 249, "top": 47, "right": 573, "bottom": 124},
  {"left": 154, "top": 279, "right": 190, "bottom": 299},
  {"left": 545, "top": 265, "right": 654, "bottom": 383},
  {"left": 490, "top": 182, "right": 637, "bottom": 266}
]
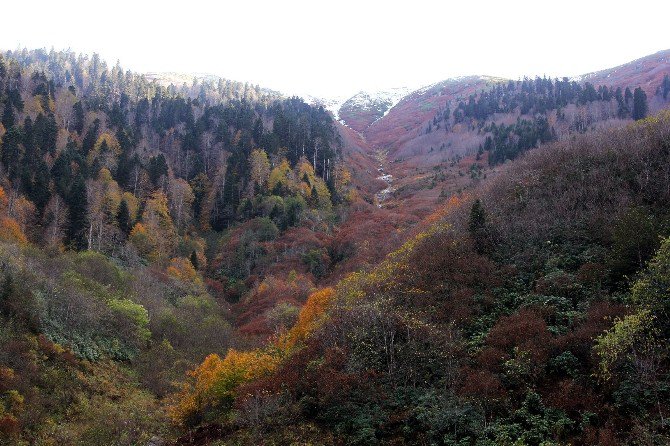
[
  {"left": 166, "top": 257, "right": 200, "bottom": 284},
  {"left": 249, "top": 148, "right": 271, "bottom": 192},
  {"left": 143, "top": 192, "right": 174, "bottom": 232},
  {"left": 140, "top": 191, "right": 177, "bottom": 261},
  {"left": 268, "top": 158, "right": 295, "bottom": 194},
  {"left": 296, "top": 158, "right": 331, "bottom": 209},
  {"left": 594, "top": 309, "right": 657, "bottom": 380},
  {"left": 95, "top": 133, "right": 122, "bottom": 155},
  {"left": 87, "top": 132, "right": 122, "bottom": 166},
  {"left": 98, "top": 168, "right": 122, "bottom": 217},
  {"left": 168, "top": 349, "right": 280, "bottom": 426},
  {"left": 128, "top": 223, "right": 158, "bottom": 261},
  {"left": 121, "top": 192, "right": 139, "bottom": 221}
]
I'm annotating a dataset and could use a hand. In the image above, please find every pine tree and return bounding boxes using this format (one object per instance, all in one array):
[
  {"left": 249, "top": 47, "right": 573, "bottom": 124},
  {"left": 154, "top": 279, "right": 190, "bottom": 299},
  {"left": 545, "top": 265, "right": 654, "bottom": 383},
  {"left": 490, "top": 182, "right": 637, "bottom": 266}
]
[
  {"left": 1, "top": 127, "right": 22, "bottom": 179},
  {"left": 66, "top": 174, "right": 89, "bottom": 249},
  {"left": 73, "top": 101, "right": 85, "bottom": 135},
  {"left": 148, "top": 154, "right": 169, "bottom": 186},
  {"left": 1, "top": 102, "right": 15, "bottom": 129},
  {"left": 117, "top": 199, "right": 132, "bottom": 236},
  {"left": 81, "top": 119, "right": 100, "bottom": 157},
  {"left": 190, "top": 250, "right": 199, "bottom": 270},
  {"left": 662, "top": 74, "right": 670, "bottom": 100},
  {"left": 468, "top": 199, "right": 493, "bottom": 255},
  {"left": 632, "top": 87, "right": 648, "bottom": 121},
  {"left": 625, "top": 87, "right": 633, "bottom": 105}
]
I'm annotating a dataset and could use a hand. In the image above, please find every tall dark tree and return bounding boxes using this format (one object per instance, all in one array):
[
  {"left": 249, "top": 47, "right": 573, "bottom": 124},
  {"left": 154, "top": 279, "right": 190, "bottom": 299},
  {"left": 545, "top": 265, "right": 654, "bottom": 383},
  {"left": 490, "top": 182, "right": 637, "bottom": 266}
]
[
  {"left": 148, "top": 154, "right": 169, "bottom": 186},
  {"left": 662, "top": 74, "right": 670, "bottom": 100},
  {"left": 66, "top": 174, "right": 89, "bottom": 249},
  {"left": 632, "top": 87, "right": 648, "bottom": 121},
  {"left": 1, "top": 127, "right": 23, "bottom": 179},
  {"left": 468, "top": 199, "right": 494, "bottom": 255},
  {"left": 624, "top": 87, "right": 633, "bottom": 105},
  {"left": 1, "top": 101, "right": 15, "bottom": 129},
  {"left": 117, "top": 199, "right": 132, "bottom": 236},
  {"left": 72, "top": 101, "right": 85, "bottom": 135},
  {"left": 190, "top": 250, "right": 199, "bottom": 270},
  {"left": 81, "top": 118, "right": 100, "bottom": 157}
]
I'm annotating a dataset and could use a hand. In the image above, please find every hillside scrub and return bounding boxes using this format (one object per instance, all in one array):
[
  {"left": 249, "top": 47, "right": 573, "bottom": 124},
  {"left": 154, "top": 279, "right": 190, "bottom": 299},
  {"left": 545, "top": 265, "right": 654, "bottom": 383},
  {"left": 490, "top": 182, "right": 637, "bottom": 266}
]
[{"left": 172, "top": 112, "right": 670, "bottom": 445}]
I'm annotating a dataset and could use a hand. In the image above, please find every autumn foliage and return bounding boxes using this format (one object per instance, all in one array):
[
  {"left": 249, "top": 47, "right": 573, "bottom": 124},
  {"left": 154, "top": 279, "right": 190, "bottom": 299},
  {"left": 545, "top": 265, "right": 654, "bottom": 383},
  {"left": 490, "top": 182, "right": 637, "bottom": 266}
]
[
  {"left": 279, "top": 287, "right": 335, "bottom": 349},
  {"left": 168, "top": 349, "right": 280, "bottom": 426}
]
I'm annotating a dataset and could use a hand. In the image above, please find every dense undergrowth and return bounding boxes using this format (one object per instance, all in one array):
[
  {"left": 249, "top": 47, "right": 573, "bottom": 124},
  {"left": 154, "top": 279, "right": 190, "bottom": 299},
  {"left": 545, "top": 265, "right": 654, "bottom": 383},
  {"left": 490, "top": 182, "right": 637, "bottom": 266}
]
[
  {"left": 2, "top": 45, "right": 670, "bottom": 445},
  {"left": 170, "top": 112, "right": 670, "bottom": 445}
]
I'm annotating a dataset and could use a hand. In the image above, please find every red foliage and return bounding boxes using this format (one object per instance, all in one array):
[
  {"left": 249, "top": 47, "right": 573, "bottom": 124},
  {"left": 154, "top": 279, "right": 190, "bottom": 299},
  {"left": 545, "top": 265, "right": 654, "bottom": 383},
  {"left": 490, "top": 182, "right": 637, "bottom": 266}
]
[
  {"left": 365, "top": 77, "right": 492, "bottom": 151},
  {"left": 486, "top": 308, "right": 551, "bottom": 363},
  {"left": 554, "top": 301, "right": 628, "bottom": 364},
  {"left": 0, "top": 415, "right": 19, "bottom": 437},
  {"left": 235, "top": 274, "right": 313, "bottom": 337},
  {"left": 582, "top": 426, "right": 618, "bottom": 446},
  {"left": 545, "top": 379, "right": 600, "bottom": 415},
  {"left": 458, "top": 367, "right": 506, "bottom": 402}
]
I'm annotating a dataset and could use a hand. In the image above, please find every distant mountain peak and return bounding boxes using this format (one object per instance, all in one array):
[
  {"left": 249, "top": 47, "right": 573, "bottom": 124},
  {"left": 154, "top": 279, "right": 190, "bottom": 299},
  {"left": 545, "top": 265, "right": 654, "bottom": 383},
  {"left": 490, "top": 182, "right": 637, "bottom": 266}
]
[{"left": 336, "top": 87, "right": 411, "bottom": 132}]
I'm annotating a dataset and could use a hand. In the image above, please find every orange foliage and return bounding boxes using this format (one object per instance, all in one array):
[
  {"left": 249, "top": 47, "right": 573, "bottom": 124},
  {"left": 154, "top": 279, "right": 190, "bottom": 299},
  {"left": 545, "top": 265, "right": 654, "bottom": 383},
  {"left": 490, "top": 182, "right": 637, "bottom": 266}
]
[
  {"left": 0, "top": 217, "right": 28, "bottom": 244},
  {"left": 168, "top": 349, "right": 280, "bottom": 426},
  {"left": 423, "top": 193, "right": 468, "bottom": 227},
  {"left": 280, "top": 287, "right": 335, "bottom": 349},
  {"left": 166, "top": 257, "right": 199, "bottom": 283},
  {"left": 169, "top": 287, "right": 337, "bottom": 425},
  {"left": 0, "top": 186, "right": 7, "bottom": 212}
]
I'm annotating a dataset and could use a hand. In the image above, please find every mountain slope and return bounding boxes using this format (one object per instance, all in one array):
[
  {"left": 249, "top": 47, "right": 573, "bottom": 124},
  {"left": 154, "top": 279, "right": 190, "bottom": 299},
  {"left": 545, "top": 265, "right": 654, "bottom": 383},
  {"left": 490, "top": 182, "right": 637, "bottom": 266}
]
[
  {"left": 364, "top": 76, "right": 505, "bottom": 151},
  {"left": 577, "top": 48, "right": 670, "bottom": 94},
  {"left": 318, "top": 51, "right": 670, "bottom": 219},
  {"left": 337, "top": 87, "right": 411, "bottom": 133},
  {"left": 174, "top": 110, "right": 670, "bottom": 445}
]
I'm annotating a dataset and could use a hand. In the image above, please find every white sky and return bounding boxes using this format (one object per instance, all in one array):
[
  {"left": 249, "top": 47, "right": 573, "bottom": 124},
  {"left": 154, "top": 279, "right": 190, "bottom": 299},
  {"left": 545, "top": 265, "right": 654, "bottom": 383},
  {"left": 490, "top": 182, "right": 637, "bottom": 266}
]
[{"left": 1, "top": 0, "right": 669, "bottom": 99}]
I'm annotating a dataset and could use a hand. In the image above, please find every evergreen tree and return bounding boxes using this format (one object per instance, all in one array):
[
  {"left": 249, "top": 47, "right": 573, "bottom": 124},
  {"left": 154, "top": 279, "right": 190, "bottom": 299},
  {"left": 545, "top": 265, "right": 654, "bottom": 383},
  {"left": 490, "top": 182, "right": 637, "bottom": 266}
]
[
  {"left": 1, "top": 102, "right": 15, "bottom": 129},
  {"left": 66, "top": 174, "right": 89, "bottom": 249},
  {"left": 468, "top": 199, "right": 493, "bottom": 255},
  {"left": 1, "top": 127, "right": 23, "bottom": 179},
  {"left": 190, "top": 250, "right": 199, "bottom": 270},
  {"left": 117, "top": 199, "right": 132, "bottom": 236},
  {"left": 73, "top": 101, "right": 85, "bottom": 134},
  {"left": 148, "top": 154, "right": 169, "bottom": 186},
  {"left": 81, "top": 119, "right": 100, "bottom": 157},
  {"left": 624, "top": 87, "right": 633, "bottom": 105},
  {"left": 632, "top": 87, "right": 648, "bottom": 121},
  {"left": 662, "top": 74, "right": 670, "bottom": 100}
]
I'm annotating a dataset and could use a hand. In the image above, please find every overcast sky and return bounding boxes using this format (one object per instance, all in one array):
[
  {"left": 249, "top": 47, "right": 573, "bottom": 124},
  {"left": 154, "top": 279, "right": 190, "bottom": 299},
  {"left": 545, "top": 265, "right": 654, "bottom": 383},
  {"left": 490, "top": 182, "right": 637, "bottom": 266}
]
[{"left": 1, "top": 1, "right": 669, "bottom": 98}]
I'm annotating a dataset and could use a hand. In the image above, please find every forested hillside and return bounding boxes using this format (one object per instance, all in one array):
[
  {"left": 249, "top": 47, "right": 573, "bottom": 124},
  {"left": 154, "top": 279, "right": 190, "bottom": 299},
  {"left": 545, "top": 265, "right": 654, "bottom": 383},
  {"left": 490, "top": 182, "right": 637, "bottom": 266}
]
[
  {"left": 3, "top": 45, "right": 670, "bottom": 446},
  {"left": 171, "top": 111, "right": 670, "bottom": 445},
  {"left": 338, "top": 54, "right": 670, "bottom": 222},
  {"left": 0, "top": 48, "right": 375, "bottom": 444}
]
